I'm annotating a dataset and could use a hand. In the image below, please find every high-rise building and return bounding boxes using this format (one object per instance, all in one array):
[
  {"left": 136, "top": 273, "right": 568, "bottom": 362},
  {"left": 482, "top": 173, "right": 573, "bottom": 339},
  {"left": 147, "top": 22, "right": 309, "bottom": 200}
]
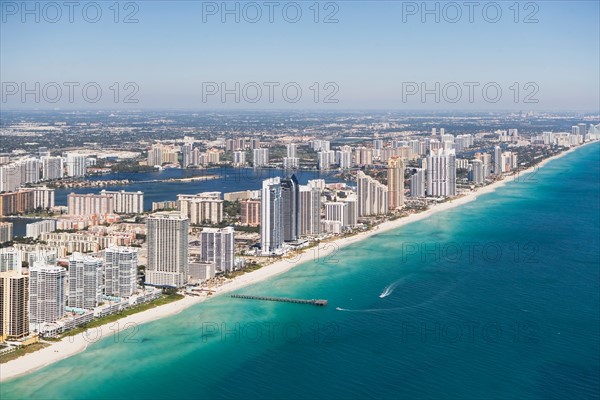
[
  {"left": 0, "top": 248, "right": 21, "bottom": 273},
  {"left": 25, "top": 219, "right": 57, "bottom": 239},
  {"left": 337, "top": 146, "right": 353, "bottom": 169},
  {"left": 233, "top": 151, "right": 246, "bottom": 166},
  {"left": 310, "top": 140, "right": 330, "bottom": 152},
  {"left": 494, "top": 146, "right": 502, "bottom": 176},
  {"left": 148, "top": 145, "right": 163, "bottom": 166},
  {"left": 283, "top": 157, "right": 299, "bottom": 170},
  {"left": 387, "top": 157, "right": 405, "bottom": 210},
  {"left": 318, "top": 150, "right": 336, "bottom": 170},
  {"left": 21, "top": 159, "right": 41, "bottom": 184},
  {"left": 0, "top": 222, "right": 13, "bottom": 244},
  {"left": 65, "top": 153, "right": 87, "bottom": 178},
  {"left": 29, "top": 263, "right": 66, "bottom": 325},
  {"left": 0, "top": 271, "right": 29, "bottom": 340},
  {"left": 68, "top": 253, "right": 103, "bottom": 310},
  {"left": 261, "top": 177, "right": 283, "bottom": 255},
  {"left": 200, "top": 227, "right": 234, "bottom": 273},
  {"left": 324, "top": 201, "right": 356, "bottom": 230},
  {"left": 177, "top": 192, "right": 223, "bottom": 225},
  {"left": 42, "top": 156, "right": 64, "bottom": 181},
  {"left": 427, "top": 148, "right": 457, "bottom": 197},
  {"left": 286, "top": 143, "right": 297, "bottom": 158},
  {"left": 299, "top": 185, "right": 321, "bottom": 236},
  {"left": 469, "top": 159, "right": 484, "bottom": 184},
  {"left": 103, "top": 246, "right": 138, "bottom": 298},
  {"left": 357, "top": 171, "right": 388, "bottom": 217},
  {"left": 355, "top": 147, "right": 373, "bottom": 166},
  {"left": 68, "top": 193, "right": 115, "bottom": 216},
  {"left": 99, "top": 190, "right": 144, "bottom": 214},
  {"left": 0, "top": 163, "right": 22, "bottom": 192},
  {"left": 281, "top": 175, "right": 300, "bottom": 242},
  {"left": 253, "top": 148, "right": 269, "bottom": 167},
  {"left": 409, "top": 168, "right": 426, "bottom": 198},
  {"left": 146, "top": 212, "right": 189, "bottom": 287},
  {"left": 240, "top": 199, "right": 261, "bottom": 226},
  {"left": 182, "top": 143, "right": 193, "bottom": 168}
]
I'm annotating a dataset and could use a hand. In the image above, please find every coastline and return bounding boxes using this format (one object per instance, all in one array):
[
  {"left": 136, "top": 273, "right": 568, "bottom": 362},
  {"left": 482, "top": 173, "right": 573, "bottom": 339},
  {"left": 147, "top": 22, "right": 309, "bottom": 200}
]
[{"left": 1, "top": 140, "right": 596, "bottom": 382}]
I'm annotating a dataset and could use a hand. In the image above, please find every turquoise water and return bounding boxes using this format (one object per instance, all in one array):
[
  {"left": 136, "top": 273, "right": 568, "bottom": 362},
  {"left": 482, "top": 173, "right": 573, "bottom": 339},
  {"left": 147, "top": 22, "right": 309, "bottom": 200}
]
[{"left": 2, "top": 143, "right": 599, "bottom": 399}]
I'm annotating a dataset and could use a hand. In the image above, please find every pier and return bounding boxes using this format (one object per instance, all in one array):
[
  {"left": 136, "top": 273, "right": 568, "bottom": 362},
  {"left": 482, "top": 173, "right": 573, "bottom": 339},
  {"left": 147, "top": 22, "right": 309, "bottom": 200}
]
[{"left": 230, "top": 294, "right": 328, "bottom": 307}]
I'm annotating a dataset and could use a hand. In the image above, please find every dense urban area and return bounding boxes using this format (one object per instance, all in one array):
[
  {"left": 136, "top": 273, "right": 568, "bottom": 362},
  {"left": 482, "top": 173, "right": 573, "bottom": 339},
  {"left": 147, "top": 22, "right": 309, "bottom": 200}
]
[{"left": 0, "top": 110, "right": 598, "bottom": 360}]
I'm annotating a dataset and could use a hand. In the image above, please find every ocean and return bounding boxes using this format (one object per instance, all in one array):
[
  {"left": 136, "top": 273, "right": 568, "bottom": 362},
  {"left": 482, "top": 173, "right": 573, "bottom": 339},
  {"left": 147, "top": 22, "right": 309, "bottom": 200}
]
[{"left": 2, "top": 143, "right": 599, "bottom": 399}]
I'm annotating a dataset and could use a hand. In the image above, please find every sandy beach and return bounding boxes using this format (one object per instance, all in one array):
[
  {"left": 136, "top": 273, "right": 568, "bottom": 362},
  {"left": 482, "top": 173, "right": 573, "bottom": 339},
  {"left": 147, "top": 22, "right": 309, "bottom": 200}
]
[{"left": 1, "top": 140, "right": 596, "bottom": 382}]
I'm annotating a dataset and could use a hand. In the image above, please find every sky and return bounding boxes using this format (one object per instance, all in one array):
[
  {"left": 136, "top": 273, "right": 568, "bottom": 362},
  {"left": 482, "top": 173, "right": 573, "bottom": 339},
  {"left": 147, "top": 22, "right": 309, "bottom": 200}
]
[{"left": 1, "top": 0, "right": 599, "bottom": 111}]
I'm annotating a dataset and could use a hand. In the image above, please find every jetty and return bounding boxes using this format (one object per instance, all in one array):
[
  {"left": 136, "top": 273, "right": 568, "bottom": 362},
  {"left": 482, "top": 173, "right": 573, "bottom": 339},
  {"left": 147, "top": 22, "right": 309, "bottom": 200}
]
[{"left": 230, "top": 294, "right": 328, "bottom": 307}]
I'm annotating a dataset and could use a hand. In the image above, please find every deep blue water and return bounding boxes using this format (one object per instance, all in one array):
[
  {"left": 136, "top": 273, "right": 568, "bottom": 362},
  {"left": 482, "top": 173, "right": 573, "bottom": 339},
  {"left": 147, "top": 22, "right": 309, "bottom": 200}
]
[
  {"left": 2, "top": 143, "right": 599, "bottom": 399},
  {"left": 56, "top": 167, "right": 343, "bottom": 209}
]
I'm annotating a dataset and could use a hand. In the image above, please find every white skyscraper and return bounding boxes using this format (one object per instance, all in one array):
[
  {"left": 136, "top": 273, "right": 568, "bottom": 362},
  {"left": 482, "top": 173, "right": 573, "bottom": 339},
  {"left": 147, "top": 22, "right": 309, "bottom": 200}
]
[
  {"left": 200, "top": 227, "right": 235, "bottom": 273},
  {"left": 299, "top": 185, "right": 321, "bottom": 236},
  {"left": 325, "top": 202, "right": 347, "bottom": 227},
  {"left": 286, "top": 143, "right": 297, "bottom": 158},
  {"left": 233, "top": 151, "right": 246, "bottom": 166},
  {"left": 21, "top": 158, "right": 41, "bottom": 183},
  {"left": 0, "top": 248, "right": 21, "bottom": 273},
  {"left": 494, "top": 146, "right": 502, "bottom": 176},
  {"left": 146, "top": 212, "right": 189, "bottom": 287},
  {"left": 337, "top": 147, "right": 353, "bottom": 169},
  {"left": 470, "top": 159, "right": 484, "bottom": 184},
  {"left": 68, "top": 193, "right": 115, "bottom": 216},
  {"left": 103, "top": 246, "right": 138, "bottom": 298},
  {"left": 29, "top": 263, "right": 66, "bottom": 325},
  {"left": 261, "top": 177, "right": 283, "bottom": 255},
  {"left": 253, "top": 148, "right": 269, "bottom": 167},
  {"left": 283, "top": 157, "right": 300, "bottom": 170},
  {"left": 0, "top": 222, "right": 13, "bottom": 244},
  {"left": 99, "top": 190, "right": 144, "bottom": 214},
  {"left": 42, "top": 156, "right": 64, "bottom": 181},
  {"left": 357, "top": 171, "right": 388, "bottom": 217},
  {"left": 68, "top": 253, "right": 103, "bottom": 310},
  {"left": 182, "top": 143, "right": 193, "bottom": 168},
  {"left": 427, "top": 148, "right": 457, "bottom": 197},
  {"left": 26, "top": 219, "right": 57, "bottom": 239},
  {"left": 66, "top": 153, "right": 87, "bottom": 177},
  {"left": 0, "top": 163, "right": 22, "bottom": 192},
  {"left": 318, "top": 150, "right": 336, "bottom": 170},
  {"left": 409, "top": 169, "right": 426, "bottom": 198},
  {"left": 355, "top": 147, "right": 373, "bottom": 166}
]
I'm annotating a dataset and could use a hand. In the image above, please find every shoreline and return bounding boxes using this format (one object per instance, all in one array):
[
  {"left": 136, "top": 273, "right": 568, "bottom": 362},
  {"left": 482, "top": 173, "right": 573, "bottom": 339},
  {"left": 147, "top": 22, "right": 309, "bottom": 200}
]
[{"left": 1, "top": 140, "right": 597, "bottom": 382}]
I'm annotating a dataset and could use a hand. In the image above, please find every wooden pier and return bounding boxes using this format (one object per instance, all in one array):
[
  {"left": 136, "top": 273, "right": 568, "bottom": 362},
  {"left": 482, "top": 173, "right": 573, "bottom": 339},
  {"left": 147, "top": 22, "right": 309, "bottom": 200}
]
[{"left": 230, "top": 294, "right": 328, "bottom": 307}]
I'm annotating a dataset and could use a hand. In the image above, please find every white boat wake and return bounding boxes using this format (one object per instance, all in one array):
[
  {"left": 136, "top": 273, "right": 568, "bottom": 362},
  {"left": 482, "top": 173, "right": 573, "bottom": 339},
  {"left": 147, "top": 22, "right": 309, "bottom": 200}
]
[
  {"left": 379, "top": 278, "right": 404, "bottom": 298},
  {"left": 337, "top": 279, "right": 463, "bottom": 313}
]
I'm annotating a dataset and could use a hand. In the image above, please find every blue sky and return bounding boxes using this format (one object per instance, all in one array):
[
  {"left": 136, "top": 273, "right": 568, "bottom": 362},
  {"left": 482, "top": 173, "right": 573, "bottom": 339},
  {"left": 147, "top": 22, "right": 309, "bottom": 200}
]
[{"left": 1, "top": 1, "right": 599, "bottom": 110}]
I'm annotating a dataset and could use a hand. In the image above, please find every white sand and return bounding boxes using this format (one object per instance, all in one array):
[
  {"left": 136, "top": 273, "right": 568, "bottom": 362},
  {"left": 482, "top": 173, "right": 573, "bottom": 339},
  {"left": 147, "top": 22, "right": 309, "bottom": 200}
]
[{"left": 1, "top": 140, "right": 595, "bottom": 382}]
